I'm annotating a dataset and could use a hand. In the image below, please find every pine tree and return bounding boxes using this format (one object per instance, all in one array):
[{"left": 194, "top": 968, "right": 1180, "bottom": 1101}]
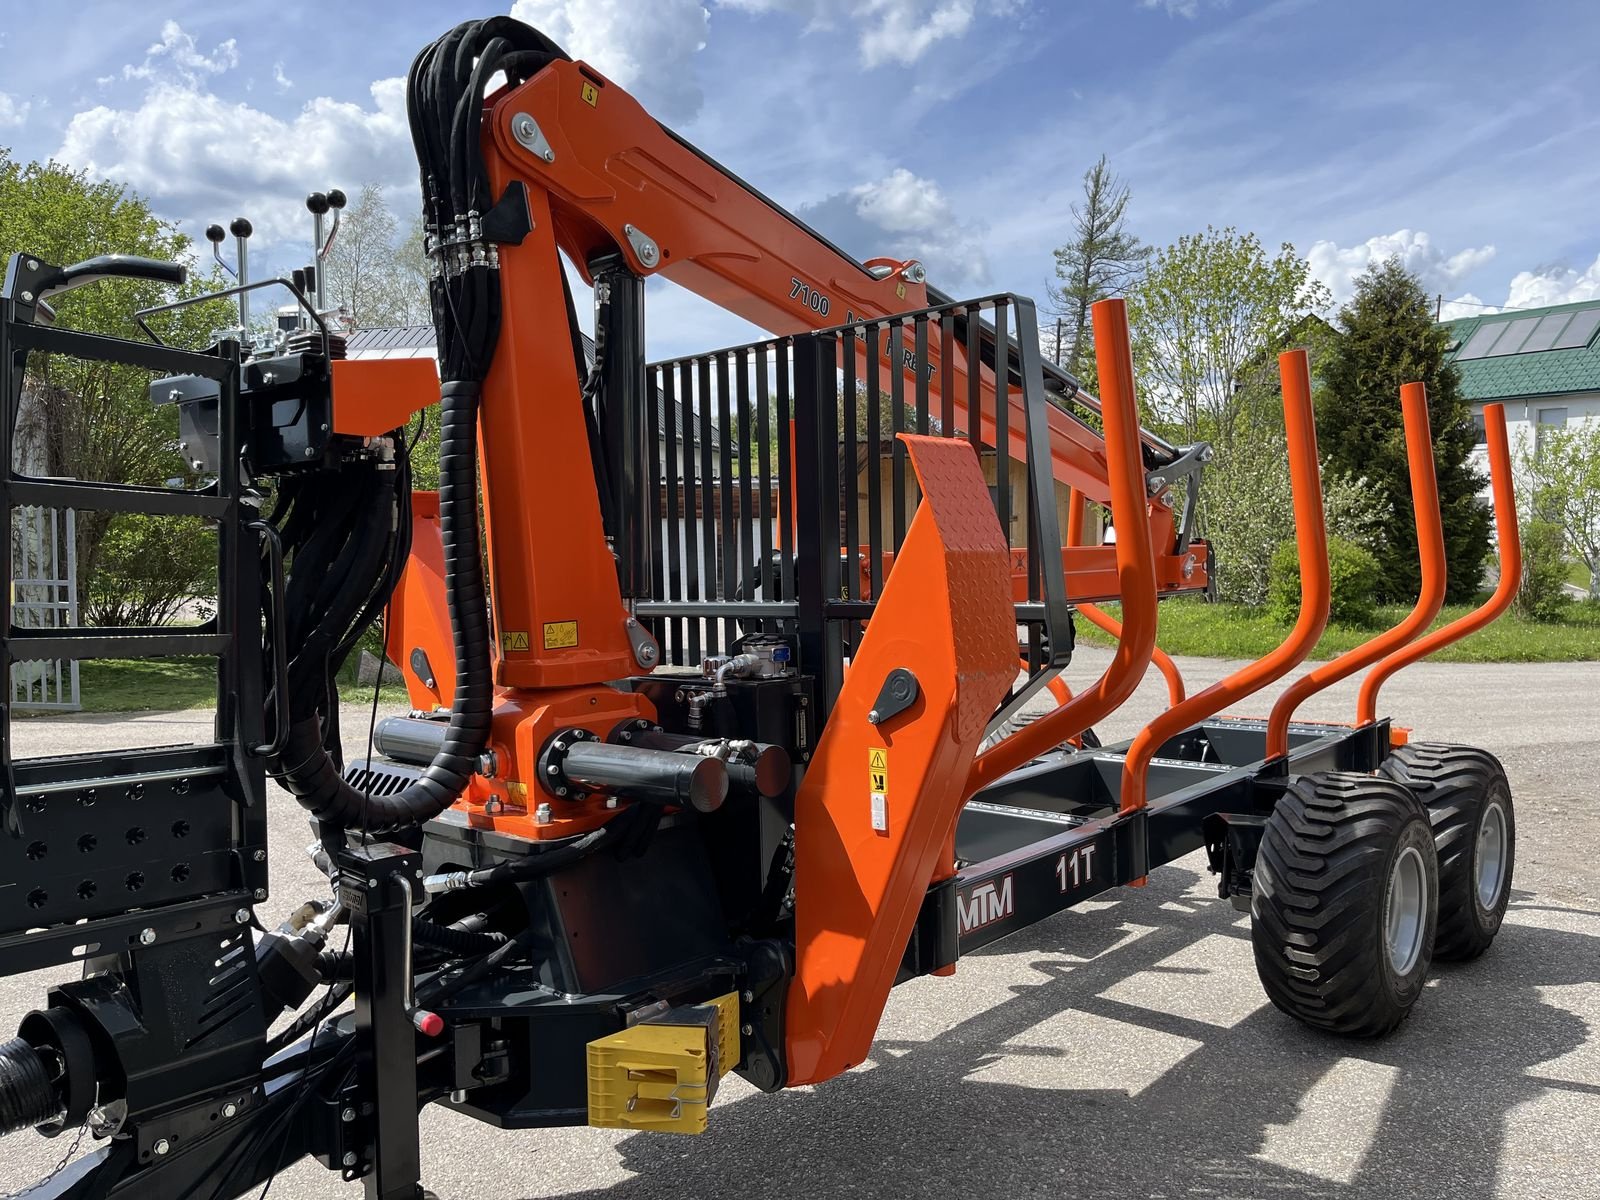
[
  {"left": 1046, "top": 156, "right": 1147, "bottom": 383},
  {"left": 1318, "top": 259, "right": 1489, "bottom": 604}
]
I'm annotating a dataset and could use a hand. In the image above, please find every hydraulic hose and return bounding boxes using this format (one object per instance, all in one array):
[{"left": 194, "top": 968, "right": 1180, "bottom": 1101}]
[
  {"left": 271, "top": 382, "right": 493, "bottom": 830},
  {"left": 0, "top": 1038, "right": 61, "bottom": 1137}
]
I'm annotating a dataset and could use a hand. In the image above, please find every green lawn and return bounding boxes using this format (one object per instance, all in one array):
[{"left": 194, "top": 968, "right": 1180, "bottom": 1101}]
[
  {"left": 63, "top": 658, "right": 409, "bottom": 716},
  {"left": 1078, "top": 596, "right": 1600, "bottom": 663},
  {"left": 1568, "top": 561, "right": 1596, "bottom": 592}
]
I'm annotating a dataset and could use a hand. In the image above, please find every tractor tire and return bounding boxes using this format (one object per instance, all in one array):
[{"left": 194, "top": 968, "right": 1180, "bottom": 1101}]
[
  {"left": 1380, "top": 742, "right": 1514, "bottom": 962},
  {"left": 1251, "top": 771, "right": 1439, "bottom": 1037}
]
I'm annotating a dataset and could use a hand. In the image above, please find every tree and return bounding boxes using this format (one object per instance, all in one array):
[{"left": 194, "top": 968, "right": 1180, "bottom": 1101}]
[
  {"left": 1126, "top": 226, "right": 1331, "bottom": 452},
  {"left": 1045, "top": 155, "right": 1147, "bottom": 382},
  {"left": 0, "top": 152, "right": 229, "bottom": 618},
  {"left": 1318, "top": 259, "right": 1490, "bottom": 604},
  {"left": 1514, "top": 419, "right": 1600, "bottom": 598},
  {"left": 322, "top": 183, "right": 431, "bottom": 328}
]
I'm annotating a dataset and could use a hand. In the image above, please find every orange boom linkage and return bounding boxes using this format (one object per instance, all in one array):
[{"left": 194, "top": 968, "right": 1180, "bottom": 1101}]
[{"left": 0, "top": 16, "right": 1526, "bottom": 1196}]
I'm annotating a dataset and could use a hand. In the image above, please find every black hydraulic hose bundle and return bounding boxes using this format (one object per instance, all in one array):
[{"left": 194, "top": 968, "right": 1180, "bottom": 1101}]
[{"left": 267, "top": 18, "right": 570, "bottom": 830}]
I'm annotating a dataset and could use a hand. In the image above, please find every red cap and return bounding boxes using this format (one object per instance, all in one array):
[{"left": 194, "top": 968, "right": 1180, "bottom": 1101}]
[{"left": 413, "top": 1010, "right": 444, "bottom": 1038}]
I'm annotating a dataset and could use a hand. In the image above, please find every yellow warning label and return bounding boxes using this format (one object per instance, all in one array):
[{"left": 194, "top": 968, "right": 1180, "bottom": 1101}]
[
  {"left": 501, "top": 631, "right": 531, "bottom": 652},
  {"left": 580, "top": 81, "right": 599, "bottom": 107},
  {"left": 868, "top": 748, "right": 889, "bottom": 795},
  {"left": 895, "top": 282, "right": 907, "bottom": 300},
  {"left": 542, "top": 620, "right": 580, "bottom": 649}
]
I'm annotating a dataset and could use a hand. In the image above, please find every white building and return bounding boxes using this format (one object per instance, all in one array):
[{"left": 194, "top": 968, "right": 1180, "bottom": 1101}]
[{"left": 1441, "top": 300, "right": 1600, "bottom": 482}]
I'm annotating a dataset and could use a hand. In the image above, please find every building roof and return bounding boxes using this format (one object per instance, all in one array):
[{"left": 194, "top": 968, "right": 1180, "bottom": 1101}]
[
  {"left": 1441, "top": 299, "right": 1600, "bottom": 402},
  {"left": 345, "top": 324, "right": 722, "bottom": 441}
]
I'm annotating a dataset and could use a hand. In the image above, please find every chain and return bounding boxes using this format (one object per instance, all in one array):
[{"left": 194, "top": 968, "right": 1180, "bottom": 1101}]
[{"left": 1, "top": 1120, "right": 90, "bottom": 1200}]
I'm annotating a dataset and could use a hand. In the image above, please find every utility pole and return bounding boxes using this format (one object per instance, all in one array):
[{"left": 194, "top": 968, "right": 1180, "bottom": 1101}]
[{"left": 1436, "top": 293, "right": 1443, "bottom": 321}]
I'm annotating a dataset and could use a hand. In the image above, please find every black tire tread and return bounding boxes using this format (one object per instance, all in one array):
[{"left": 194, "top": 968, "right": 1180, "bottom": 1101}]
[
  {"left": 1252, "top": 771, "right": 1437, "bottom": 1037},
  {"left": 1380, "top": 742, "right": 1513, "bottom": 961}
]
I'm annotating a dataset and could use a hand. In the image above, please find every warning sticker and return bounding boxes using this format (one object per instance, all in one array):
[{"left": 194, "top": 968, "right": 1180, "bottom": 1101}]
[
  {"left": 542, "top": 620, "right": 580, "bottom": 650},
  {"left": 501, "top": 631, "right": 531, "bottom": 652},
  {"left": 868, "top": 748, "right": 889, "bottom": 794},
  {"left": 580, "top": 81, "right": 599, "bottom": 107}
]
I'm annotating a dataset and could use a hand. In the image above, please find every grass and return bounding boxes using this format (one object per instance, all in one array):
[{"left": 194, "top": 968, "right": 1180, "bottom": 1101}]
[
  {"left": 62, "top": 657, "right": 409, "bottom": 716},
  {"left": 1568, "top": 561, "right": 1595, "bottom": 592},
  {"left": 1077, "top": 595, "right": 1600, "bottom": 664}
]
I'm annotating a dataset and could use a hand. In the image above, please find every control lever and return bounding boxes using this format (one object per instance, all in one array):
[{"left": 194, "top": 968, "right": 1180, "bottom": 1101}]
[
  {"left": 34, "top": 254, "right": 186, "bottom": 302},
  {"left": 306, "top": 188, "right": 346, "bottom": 314}
]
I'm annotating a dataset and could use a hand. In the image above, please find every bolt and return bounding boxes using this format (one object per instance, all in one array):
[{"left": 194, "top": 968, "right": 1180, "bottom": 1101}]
[
  {"left": 304, "top": 447, "right": 317, "bottom": 458},
  {"left": 253, "top": 888, "right": 267, "bottom": 901},
  {"left": 513, "top": 114, "right": 535, "bottom": 140},
  {"left": 342, "top": 1152, "right": 358, "bottom": 1168},
  {"left": 554, "top": 786, "right": 569, "bottom": 798},
  {"left": 535, "top": 802, "right": 553, "bottom": 825},
  {"left": 253, "top": 849, "right": 267, "bottom": 862},
  {"left": 319, "top": 422, "right": 330, "bottom": 432},
  {"left": 153, "top": 1138, "right": 171, "bottom": 1157},
  {"left": 484, "top": 797, "right": 503, "bottom": 815},
  {"left": 798, "top": 696, "right": 809, "bottom": 708},
  {"left": 552, "top": 740, "right": 567, "bottom": 753},
  {"left": 26, "top": 259, "right": 38, "bottom": 270},
  {"left": 637, "top": 644, "right": 657, "bottom": 664},
  {"left": 605, "top": 797, "right": 618, "bottom": 809},
  {"left": 867, "top": 708, "right": 881, "bottom": 724},
  {"left": 20, "top": 290, "right": 33, "bottom": 303},
  {"left": 541, "top": 148, "right": 555, "bottom": 163},
  {"left": 741, "top": 990, "right": 754, "bottom": 1003},
  {"left": 618, "top": 730, "right": 632, "bottom": 742},
  {"left": 451, "top": 1089, "right": 468, "bottom": 1104},
  {"left": 139, "top": 927, "right": 157, "bottom": 946},
  {"left": 234, "top": 908, "right": 251, "bottom": 925},
  {"left": 546, "top": 763, "right": 561, "bottom": 776},
  {"left": 341, "top": 1107, "right": 356, "bottom": 1123},
  {"left": 740, "top": 1024, "right": 753, "bottom": 1036},
  {"left": 1183, "top": 554, "right": 1196, "bottom": 580},
  {"left": 262, "top": 372, "right": 276, "bottom": 385},
  {"left": 221, "top": 1101, "right": 238, "bottom": 1119}
]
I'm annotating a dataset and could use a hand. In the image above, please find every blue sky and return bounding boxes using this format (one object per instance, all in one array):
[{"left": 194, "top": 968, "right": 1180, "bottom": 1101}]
[{"left": 1, "top": 0, "right": 1597, "bottom": 357}]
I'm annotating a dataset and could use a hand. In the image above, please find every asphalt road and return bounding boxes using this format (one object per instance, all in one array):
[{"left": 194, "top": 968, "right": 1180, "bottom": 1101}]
[{"left": 1, "top": 650, "right": 1596, "bottom": 1199}]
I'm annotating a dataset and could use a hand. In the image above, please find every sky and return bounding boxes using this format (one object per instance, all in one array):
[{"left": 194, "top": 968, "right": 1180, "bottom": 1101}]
[{"left": 1, "top": 0, "right": 1598, "bottom": 358}]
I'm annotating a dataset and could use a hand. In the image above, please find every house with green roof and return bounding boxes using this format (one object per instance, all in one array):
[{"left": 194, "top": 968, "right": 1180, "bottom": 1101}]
[{"left": 1440, "top": 299, "right": 1600, "bottom": 489}]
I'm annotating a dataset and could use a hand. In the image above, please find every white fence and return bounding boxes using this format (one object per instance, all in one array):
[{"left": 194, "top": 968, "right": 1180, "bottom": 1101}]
[{"left": 11, "top": 506, "right": 80, "bottom": 711}]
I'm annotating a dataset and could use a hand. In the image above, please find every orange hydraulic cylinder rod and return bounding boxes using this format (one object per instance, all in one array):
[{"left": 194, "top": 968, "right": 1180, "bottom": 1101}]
[
  {"left": 1266, "top": 381, "right": 1446, "bottom": 758},
  {"left": 1356, "top": 402, "right": 1521, "bottom": 723},
  {"left": 1066, "top": 488, "right": 1187, "bottom": 707},
  {"left": 1120, "top": 351, "right": 1330, "bottom": 813},
  {"left": 966, "top": 298, "right": 1158, "bottom": 794}
]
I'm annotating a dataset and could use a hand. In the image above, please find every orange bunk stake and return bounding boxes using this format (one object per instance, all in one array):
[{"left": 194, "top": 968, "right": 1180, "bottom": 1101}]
[
  {"left": 1065, "top": 486, "right": 1187, "bottom": 707},
  {"left": 965, "top": 298, "right": 1159, "bottom": 794},
  {"left": 1355, "top": 402, "right": 1521, "bottom": 724},
  {"left": 1120, "top": 350, "right": 1330, "bottom": 813},
  {"left": 1265, "top": 381, "right": 1447, "bottom": 759}
]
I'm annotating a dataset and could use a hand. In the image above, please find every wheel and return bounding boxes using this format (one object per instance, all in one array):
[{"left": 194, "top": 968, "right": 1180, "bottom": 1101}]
[
  {"left": 1251, "top": 771, "right": 1439, "bottom": 1036},
  {"left": 1380, "top": 742, "right": 1514, "bottom": 962}
]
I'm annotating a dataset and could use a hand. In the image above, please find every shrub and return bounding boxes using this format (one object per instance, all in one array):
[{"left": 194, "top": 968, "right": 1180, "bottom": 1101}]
[
  {"left": 1201, "top": 428, "right": 1390, "bottom": 605},
  {"left": 83, "top": 513, "right": 215, "bottom": 627},
  {"left": 1267, "top": 535, "right": 1381, "bottom": 627},
  {"left": 1514, "top": 518, "right": 1571, "bottom": 621}
]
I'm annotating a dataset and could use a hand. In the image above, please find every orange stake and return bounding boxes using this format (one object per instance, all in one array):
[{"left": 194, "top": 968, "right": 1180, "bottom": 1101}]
[
  {"left": 1356, "top": 402, "right": 1521, "bottom": 723},
  {"left": 1121, "top": 351, "right": 1329, "bottom": 812},
  {"left": 966, "top": 299, "right": 1158, "bottom": 795},
  {"left": 1266, "top": 381, "right": 1446, "bottom": 758},
  {"left": 1066, "top": 488, "right": 1187, "bottom": 707}
]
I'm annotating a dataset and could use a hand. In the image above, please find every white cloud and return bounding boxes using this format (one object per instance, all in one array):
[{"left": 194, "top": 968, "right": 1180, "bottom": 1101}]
[
  {"left": 1439, "top": 293, "right": 1491, "bottom": 321},
  {"left": 1503, "top": 252, "right": 1600, "bottom": 309},
  {"left": 123, "top": 21, "right": 239, "bottom": 84},
  {"left": 510, "top": 0, "right": 709, "bottom": 122},
  {"left": 272, "top": 63, "right": 294, "bottom": 93},
  {"left": 1305, "top": 229, "right": 1496, "bottom": 307},
  {"left": 58, "top": 77, "right": 414, "bottom": 249},
  {"left": 716, "top": 0, "right": 1011, "bottom": 68},
  {"left": 0, "top": 93, "right": 28, "bottom": 128},
  {"left": 796, "top": 167, "right": 988, "bottom": 288}
]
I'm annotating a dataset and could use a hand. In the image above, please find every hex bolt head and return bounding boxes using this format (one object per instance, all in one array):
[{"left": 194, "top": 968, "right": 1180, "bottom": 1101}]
[
  {"left": 741, "top": 990, "right": 754, "bottom": 1003},
  {"left": 19, "top": 290, "right": 33, "bottom": 303},
  {"left": 153, "top": 1138, "right": 171, "bottom": 1157},
  {"left": 234, "top": 908, "right": 251, "bottom": 925},
  {"left": 253, "top": 888, "right": 268, "bottom": 901},
  {"left": 342, "top": 1152, "right": 358, "bottom": 1168},
  {"left": 341, "top": 1107, "right": 356, "bottom": 1123},
  {"left": 740, "top": 1024, "right": 754, "bottom": 1036},
  {"left": 221, "top": 1102, "right": 238, "bottom": 1119},
  {"left": 138, "top": 927, "right": 157, "bottom": 946},
  {"left": 535, "top": 802, "right": 553, "bottom": 825},
  {"left": 253, "top": 849, "right": 267, "bottom": 862}
]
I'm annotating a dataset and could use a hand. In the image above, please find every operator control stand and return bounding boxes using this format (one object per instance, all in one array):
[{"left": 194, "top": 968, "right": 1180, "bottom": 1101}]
[{"left": 334, "top": 839, "right": 429, "bottom": 1200}]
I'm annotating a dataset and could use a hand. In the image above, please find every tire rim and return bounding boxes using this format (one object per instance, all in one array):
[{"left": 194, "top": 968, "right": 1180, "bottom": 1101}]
[
  {"left": 1385, "top": 845, "right": 1428, "bottom": 976},
  {"left": 1475, "top": 801, "right": 1509, "bottom": 910}
]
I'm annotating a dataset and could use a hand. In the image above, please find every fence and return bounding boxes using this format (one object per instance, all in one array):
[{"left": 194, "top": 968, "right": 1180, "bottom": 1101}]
[{"left": 10, "top": 505, "right": 80, "bottom": 711}]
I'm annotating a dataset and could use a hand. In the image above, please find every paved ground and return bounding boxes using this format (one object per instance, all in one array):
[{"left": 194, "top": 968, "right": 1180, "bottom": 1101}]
[{"left": 1, "top": 650, "right": 1597, "bottom": 1199}]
